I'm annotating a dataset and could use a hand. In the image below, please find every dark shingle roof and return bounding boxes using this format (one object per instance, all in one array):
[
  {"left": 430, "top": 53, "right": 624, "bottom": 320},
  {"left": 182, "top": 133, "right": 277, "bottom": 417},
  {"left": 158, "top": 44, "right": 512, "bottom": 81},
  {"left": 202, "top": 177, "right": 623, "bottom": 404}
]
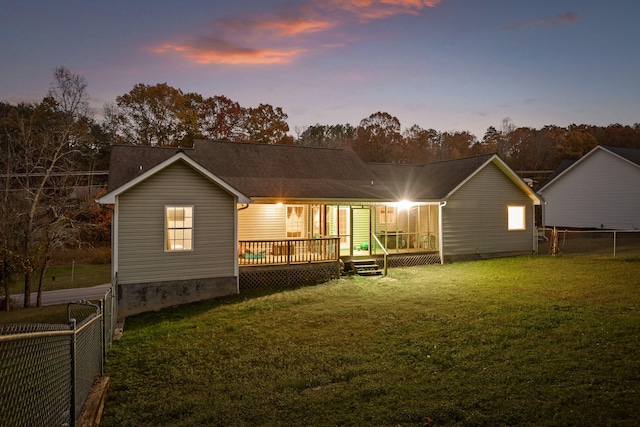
[
  {"left": 367, "top": 154, "right": 495, "bottom": 200},
  {"left": 108, "top": 140, "right": 393, "bottom": 200},
  {"left": 106, "top": 140, "right": 500, "bottom": 202},
  {"left": 540, "top": 158, "right": 576, "bottom": 188}
]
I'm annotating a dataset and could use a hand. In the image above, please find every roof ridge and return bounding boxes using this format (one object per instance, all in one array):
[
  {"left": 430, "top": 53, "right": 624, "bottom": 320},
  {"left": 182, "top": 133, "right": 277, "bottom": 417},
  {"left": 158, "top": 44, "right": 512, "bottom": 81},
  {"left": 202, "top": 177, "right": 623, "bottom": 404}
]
[
  {"left": 367, "top": 152, "right": 496, "bottom": 167},
  {"left": 192, "top": 139, "right": 351, "bottom": 153}
]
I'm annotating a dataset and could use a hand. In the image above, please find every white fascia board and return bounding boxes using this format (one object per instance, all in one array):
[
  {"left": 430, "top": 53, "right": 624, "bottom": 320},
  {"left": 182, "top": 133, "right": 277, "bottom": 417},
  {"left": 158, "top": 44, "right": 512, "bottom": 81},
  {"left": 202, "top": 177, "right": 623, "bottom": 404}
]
[{"left": 97, "top": 152, "right": 251, "bottom": 204}]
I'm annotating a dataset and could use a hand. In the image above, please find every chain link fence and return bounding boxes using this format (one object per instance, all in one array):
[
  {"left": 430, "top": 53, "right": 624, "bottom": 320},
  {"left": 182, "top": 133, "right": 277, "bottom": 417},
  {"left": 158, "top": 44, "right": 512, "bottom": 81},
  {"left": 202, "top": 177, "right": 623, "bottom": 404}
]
[
  {"left": 0, "top": 285, "right": 117, "bottom": 427},
  {"left": 538, "top": 228, "right": 640, "bottom": 258}
]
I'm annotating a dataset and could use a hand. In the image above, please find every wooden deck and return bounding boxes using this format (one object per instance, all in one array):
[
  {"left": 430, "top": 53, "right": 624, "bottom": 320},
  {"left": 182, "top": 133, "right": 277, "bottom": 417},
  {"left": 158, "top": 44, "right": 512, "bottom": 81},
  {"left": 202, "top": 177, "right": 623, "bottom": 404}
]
[{"left": 239, "top": 237, "right": 340, "bottom": 266}]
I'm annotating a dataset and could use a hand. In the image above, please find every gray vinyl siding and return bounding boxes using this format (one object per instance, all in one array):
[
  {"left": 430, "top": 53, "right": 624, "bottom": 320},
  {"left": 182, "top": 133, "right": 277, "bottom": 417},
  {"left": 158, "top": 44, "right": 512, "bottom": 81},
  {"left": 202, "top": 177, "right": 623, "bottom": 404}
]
[
  {"left": 117, "top": 161, "right": 235, "bottom": 285},
  {"left": 540, "top": 149, "right": 640, "bottom": 230},
  {"left": 238, "top": 204, "right": 287, "bottom": 240},
  {"left": 442, "top": 163, "right": 534, "bottom": 257}
]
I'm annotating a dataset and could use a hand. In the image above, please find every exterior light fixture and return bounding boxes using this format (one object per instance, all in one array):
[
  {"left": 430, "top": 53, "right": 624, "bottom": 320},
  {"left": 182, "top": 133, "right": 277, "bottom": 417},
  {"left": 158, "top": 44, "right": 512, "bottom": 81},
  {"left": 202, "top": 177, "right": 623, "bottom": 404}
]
[{"left": 397, "top": 200, "right": 413, "bottom": 211}]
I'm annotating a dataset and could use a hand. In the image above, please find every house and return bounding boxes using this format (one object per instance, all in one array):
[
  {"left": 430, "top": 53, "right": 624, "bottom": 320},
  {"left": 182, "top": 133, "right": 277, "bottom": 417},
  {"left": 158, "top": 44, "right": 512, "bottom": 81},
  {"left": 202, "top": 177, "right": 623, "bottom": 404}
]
[
  {"left": 539, "top": 145, "right": 640, "bottom": 230},
  {"left": 99, "top": 140, "right": 541, "bottom": 316}
]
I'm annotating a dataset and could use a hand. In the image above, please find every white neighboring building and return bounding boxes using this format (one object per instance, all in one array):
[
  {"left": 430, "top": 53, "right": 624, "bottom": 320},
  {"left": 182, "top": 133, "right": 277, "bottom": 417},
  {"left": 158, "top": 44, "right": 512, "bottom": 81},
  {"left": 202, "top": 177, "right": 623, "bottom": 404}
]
[{"left": 539, "top": 145, "right": 640, "bottom": 230}]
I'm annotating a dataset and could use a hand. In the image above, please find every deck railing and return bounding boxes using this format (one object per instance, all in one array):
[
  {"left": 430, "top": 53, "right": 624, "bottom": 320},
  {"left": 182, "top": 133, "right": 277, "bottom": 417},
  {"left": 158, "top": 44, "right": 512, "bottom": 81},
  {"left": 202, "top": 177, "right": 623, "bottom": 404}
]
[{"left": 239, "top": 237, "right": 340, "bottom": 265}]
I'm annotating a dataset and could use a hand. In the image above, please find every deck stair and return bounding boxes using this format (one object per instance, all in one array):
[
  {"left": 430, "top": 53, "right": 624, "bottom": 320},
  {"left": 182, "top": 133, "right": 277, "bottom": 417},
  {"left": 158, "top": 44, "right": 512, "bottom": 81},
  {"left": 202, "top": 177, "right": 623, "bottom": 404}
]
[{"left": 349, "top": 259, "right": 383, "bottom": 276}]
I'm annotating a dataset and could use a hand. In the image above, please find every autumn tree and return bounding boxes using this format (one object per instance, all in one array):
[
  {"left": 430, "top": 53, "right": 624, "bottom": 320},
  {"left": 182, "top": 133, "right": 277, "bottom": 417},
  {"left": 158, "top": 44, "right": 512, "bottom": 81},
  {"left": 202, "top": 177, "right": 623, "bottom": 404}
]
[
  {"left": 109, "top": 83, "right": 200, "bottom": 147},
  {"left": 244, "top": 103, "right": 293, "bottom": 144},
  {"left": 561, "top": 124, "right": 599, "bottom": 159},
  {"left": 514, "top": 126, "right": 562, "bottom": 171},
  {"left": 352, "top": 112, "right": 404, "bottom": 163},
  {"left": 295, "top": 124, "right": 356, "bottom": 149},
  {"left": 401, "top": 125, "right": 440, "bottom": 163},
  {"left": 195, "top": 95, "right": 246, "bottom": 141},
  {"left": 108, "top": 84, "right": 294, "bottom": 145},
  {"left": 438, "top": 131, "right": 477, "bottom": 160}
]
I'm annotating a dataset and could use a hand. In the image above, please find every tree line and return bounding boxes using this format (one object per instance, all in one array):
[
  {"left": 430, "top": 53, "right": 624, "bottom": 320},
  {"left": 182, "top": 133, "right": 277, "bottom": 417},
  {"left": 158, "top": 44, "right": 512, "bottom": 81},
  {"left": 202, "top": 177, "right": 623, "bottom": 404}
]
[
  {"left": 104, "top": 81, "right": 640, "bottom": 173},
  {"left": 297, "top": 115, "right": 640, "bottom": 172},
  {"left": 2, "top": 67, "right": 640, "bottom": 310}
]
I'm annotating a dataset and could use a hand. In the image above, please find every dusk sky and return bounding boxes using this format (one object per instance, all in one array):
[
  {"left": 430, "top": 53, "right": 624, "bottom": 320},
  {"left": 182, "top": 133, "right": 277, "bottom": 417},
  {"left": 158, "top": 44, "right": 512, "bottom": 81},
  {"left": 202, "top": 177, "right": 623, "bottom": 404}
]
[{"left": 1, "top": 0, "right": 639, "bottom": 139}]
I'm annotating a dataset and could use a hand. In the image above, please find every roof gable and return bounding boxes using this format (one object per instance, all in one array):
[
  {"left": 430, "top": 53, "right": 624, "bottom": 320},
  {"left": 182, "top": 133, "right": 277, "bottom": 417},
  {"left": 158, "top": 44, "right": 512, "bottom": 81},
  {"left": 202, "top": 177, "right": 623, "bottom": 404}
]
[
  {"left": 368, "top": 154, "right": 541, "bottom": 204},
  {"left": 98, "top": 152, "right": 251, "bottom": 204},
  {"left": 539, "top": 145, "right": 640, "bottom": 192}
]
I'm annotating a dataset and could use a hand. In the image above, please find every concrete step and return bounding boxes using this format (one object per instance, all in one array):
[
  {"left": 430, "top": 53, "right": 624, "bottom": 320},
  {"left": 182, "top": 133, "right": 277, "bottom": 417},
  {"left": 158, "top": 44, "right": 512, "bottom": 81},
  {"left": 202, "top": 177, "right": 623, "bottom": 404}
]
[{"left": 349, "top": 259, "right": 383, "bottom": 276}]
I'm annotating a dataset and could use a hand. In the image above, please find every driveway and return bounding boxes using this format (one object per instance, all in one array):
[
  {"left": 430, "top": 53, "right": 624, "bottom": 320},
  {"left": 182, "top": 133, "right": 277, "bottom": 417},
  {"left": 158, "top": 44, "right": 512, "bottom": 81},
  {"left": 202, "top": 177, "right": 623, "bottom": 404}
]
[{"left": 10, "top": 283, "right": 113, "bottom": 307}]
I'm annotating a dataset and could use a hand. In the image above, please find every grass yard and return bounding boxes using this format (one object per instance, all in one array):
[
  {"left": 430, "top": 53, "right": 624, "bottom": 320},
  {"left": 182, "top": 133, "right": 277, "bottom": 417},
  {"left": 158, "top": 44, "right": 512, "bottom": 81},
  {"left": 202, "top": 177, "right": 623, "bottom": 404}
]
[
  {"left": 6, "top": 246, "right": 111, "bottom": 295},
  {"left": 7, "top": 262, "right": 111, "bottom": 296},
  {"left": 102, "top": 255, "right": 640, "bottom": 426},
  {"left": 0, "top": 304, "right": 70, "bottom": 324}
]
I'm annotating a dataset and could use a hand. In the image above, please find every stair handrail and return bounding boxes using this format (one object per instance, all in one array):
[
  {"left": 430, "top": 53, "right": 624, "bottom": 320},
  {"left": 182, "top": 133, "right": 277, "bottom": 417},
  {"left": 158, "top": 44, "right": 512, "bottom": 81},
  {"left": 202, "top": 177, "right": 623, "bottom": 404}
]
[{"left": 370, "top": 232, "right": 388, "bottom": 276}]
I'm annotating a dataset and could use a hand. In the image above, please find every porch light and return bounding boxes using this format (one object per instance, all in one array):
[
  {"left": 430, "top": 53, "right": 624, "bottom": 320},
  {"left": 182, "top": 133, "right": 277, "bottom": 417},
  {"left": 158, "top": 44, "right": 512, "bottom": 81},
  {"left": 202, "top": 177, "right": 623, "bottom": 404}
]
[{"left": 397, "top": 200, "right": 414, "bottom": 211}]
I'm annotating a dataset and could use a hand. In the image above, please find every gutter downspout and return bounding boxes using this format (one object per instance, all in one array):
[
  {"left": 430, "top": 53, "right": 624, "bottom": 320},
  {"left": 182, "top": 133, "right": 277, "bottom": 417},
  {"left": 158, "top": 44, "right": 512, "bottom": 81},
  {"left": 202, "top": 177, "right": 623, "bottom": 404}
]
[
  {"left": 539, "top": 196, "right": 546, "bottom": 254},
  {"left": 439, "top": 201, "right": 446, "bottom": 264}
]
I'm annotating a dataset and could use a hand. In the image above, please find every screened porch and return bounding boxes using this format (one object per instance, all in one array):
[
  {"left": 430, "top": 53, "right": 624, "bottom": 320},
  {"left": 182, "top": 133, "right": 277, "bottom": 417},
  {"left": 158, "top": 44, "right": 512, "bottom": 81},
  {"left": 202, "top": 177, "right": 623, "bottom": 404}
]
[{"left": 237, "top": 202, "right": 440, "bottom": 265}]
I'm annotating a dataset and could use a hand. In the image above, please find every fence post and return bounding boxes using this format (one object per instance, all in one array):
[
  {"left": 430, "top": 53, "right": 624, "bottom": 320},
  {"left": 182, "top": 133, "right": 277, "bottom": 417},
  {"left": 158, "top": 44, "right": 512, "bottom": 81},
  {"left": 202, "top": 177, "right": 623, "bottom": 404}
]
[
  {"left": 69, "top": 317, "right": 77, "bottom": 427},
  {"left": 613, "top": 230, "right": 617, "bottom": 258},
  {"left": 100, "top": 299, "right": 105, "bottom": 376}
]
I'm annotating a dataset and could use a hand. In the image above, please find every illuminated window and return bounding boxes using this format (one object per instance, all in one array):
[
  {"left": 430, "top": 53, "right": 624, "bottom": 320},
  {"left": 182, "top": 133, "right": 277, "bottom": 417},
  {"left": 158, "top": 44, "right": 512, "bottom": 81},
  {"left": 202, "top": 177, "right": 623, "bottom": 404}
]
[
  {"left": 378, "top": 206, "right": 396, "bottom": 224},
  {"left": 508, "top": 206, "right": 525, "bottom": 230},
  {"left": 286, "top": 205, "right": 305, "bottom": 238},
  {"left": 166, "top": 206, "right": 193, "bottom": 251}
]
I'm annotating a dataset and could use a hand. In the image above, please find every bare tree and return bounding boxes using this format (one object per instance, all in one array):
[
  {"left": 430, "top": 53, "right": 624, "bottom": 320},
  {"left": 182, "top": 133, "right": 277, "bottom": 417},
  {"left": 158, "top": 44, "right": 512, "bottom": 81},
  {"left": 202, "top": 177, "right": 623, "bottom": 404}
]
[{"left": 0, "top": 67, "right": 95, "bottom": 308}]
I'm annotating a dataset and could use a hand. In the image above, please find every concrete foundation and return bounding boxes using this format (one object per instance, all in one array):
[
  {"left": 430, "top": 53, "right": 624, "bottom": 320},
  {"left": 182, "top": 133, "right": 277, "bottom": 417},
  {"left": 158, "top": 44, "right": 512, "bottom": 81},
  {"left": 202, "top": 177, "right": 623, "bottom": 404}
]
[{"left": 118, "top": 276, "right": 237, "bottom": 317}]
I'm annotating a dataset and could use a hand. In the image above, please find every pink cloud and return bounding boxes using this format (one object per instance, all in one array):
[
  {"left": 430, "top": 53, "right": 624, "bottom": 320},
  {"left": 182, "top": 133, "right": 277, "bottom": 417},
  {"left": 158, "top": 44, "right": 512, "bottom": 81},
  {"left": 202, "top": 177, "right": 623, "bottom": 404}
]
[
  {"left": 325, "top": 0, "right": 441, "bottom": 21},
  {"left": 256, "top": 18, "right": 335, "bottom": 36},
  {"left": 503, "top": 12, "right": 582, "bottom": 30},
  {"left": 152, "top": 0, "right": 442, "bottom": 65},
  {"left": 153, "top": 38, "right": 305, "bottom": 65}
]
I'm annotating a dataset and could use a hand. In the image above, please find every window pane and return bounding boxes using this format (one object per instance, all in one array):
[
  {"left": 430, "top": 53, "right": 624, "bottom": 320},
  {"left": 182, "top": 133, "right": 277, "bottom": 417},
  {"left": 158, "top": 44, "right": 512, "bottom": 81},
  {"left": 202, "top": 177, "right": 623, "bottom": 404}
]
[
  {"left": 166, "top": 206, "right": 194, "bottom": 251},
  {"left": 508, "top": 206, "right": 525, "bottom": 230},
  {"left": 167, "top": 229, "right": 175, "bottom": 250},
  {"left": 184, "top": 211, "right": 193, "bottom": 228},
  {"left": 183, "top": 230, "right": 193, "bottom": 250}
]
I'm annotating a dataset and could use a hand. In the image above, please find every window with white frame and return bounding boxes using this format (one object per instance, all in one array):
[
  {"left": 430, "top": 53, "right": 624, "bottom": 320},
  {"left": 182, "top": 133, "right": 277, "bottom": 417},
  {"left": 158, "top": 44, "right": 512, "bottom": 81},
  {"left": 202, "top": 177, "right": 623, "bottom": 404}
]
[
  {"left": 166, "top": 206, "right": 193, "bottom": 250},
  {"left": 507, "top": 206, "right": 526, "bottom": 230},
  {"left": 286, "top": 205, "right": 305, "bottom": 238},
  {"left": 378, "top": 206, "right": 396, "bottom": 224}
]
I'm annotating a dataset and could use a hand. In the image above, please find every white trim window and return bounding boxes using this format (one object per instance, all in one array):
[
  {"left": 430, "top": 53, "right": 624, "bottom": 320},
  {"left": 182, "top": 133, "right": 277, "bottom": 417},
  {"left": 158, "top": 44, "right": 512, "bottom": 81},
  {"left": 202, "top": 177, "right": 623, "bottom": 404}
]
[
  {"left": 166, "top": 206, "right": 193, "bottom": 251},
  {"left": 507, "top": 206, "right": 526, "bottom": 230},
  {"left": 286, "top": 205, "right": 305, "bottom": 238}
]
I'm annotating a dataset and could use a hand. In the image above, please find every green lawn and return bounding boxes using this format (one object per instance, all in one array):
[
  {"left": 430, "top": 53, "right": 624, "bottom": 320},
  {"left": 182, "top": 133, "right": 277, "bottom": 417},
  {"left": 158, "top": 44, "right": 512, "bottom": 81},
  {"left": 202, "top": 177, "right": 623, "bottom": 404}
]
[
  {"left": 102, "top": 255, "right": 640, "bottom": 426},
  {"left": 0, "top": 261, "right": 109, "bottom": 323},
  {"left": 0, "top": 304, "right": 70, "bottom": 324},
  {"left": 7, "top": 262, "right": 111, "bottom": 295}
]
